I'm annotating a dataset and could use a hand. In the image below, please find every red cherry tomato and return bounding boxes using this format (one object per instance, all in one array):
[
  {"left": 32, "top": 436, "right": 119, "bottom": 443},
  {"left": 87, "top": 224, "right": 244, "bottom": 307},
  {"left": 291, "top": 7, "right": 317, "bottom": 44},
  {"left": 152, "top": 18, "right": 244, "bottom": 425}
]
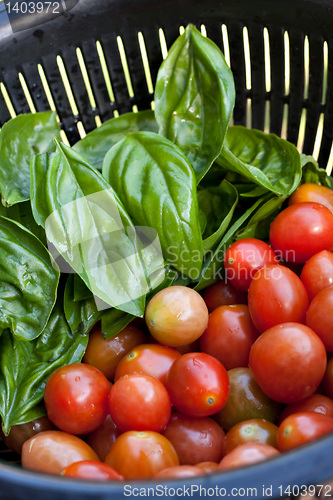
[
  {"left": 114, "top": 343, "right": 180, "bottom": 385},
  {"left": 218, "top": 442, "right": 279, "bottom": 470},
  {"left": 289, "top": 183, "right": 333, "bottom": 213},
  {"left": 278, "top": 393, "right": 333, "bottom": 424},
  {"left": 108, "top": 373, "right": 171, "bottom": 432},
  {"left": 269, "top": 202, "right": 333, "bottom": 263},
  {"left": 165, "top": 352, "right": 230, "bottom": 417},
  {"left": 249, "top": 323, "right": 327, "bottom": 404},
  {"left": 200, "top": 305, "right": 259, "bottom": 370},
  {"left": 162, "top": 412, "right": 225, "bottom": 465},
  {"left": 155, "top": 465, "right": 203, "bottom": 478},
  {"left": 306, "top": 285, "right": 333, "bottom": 351},
  {"left": 21, "top": 430, "right": 99, "bottom": 475},
  {"left": 61, "top": 460, "right": 124, "bottom": 481},
  {"left": 44, "top": 363, "right": 110, "bottom": 435},
  {"left": 248, "top": 265, "right": 309, "bottom": 333},
  {"left": 203, "top": 280, "right": 247, "bottom": 312},
  {"left": 87, "top": 414, "right": 122, "bottom": 461},
  {"left": 277, "top": 412, "right": 333, "bottom": 451},
  {"left": 104, "top": 431, "right": 179, "bottom": 479},
  {"left": 300, "top": 250, "right": 333, "bottom": 301},
  {"left": 224, "top": 238, "right": 279, "bottom": 291}
]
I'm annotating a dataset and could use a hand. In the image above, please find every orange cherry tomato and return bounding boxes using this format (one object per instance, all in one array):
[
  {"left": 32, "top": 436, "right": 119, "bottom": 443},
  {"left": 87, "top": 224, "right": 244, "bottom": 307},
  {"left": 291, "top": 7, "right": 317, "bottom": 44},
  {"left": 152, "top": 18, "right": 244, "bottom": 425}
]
[
  {"left": 61, "top": 460, "right": 124, "bottom": 481},
  {"left": 289, "top": 183, "right": 333, "bottom": 213}
]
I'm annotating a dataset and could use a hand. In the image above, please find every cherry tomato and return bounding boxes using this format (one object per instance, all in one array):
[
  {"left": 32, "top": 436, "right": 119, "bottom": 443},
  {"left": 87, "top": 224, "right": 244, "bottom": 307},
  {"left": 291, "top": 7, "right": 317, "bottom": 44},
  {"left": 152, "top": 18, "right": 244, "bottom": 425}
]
[
  {"left": 155, "top": 465, "right": 203, "bottom": 478},
  {"left": 278, "top": 393, "right": 333, "bottom": 423},
  {"left": 223, "top": 419, "right": 278, "bottom": 455},
  {"left": 269, "top": 202, "right": 333, "bottom": 263},
  {"left": 108, "top": 373, "right": 171, "bottom": 432},
  {"left": 104, "top": 431, "right": 179, "bottom": 479},
  {"left": 249, "top": 323, "right": 327, "bottom": 404},
  {"left": 114, "top": 343, "right": 180, "bottom": 385},
  {"left": 1, "top": 416, "right": 55, "bottom": 455},
  {"left": 203, "top": 280, "right": 247, "bottom": 312},
  {"left": 162, "top": 412, "right": 225, "bottom": 465},
  {"left": 200, "top": 305, "right": 259, "bottom": 370},
  {"left": 87, "top": 414, "right": 122, "bottom": 461},
  {"left": 214, "top": 368, "right": 281, "bottom": 432},
  {"left": 196, "top": 462, "right": 220, "bottom": 474},
  {"left": 277, "top": 412, "right": 333, "bottom": 451},
  {"left": 323, "top": 357, "right": 333, "bottom": 399},
  {"left": 224, "top": 238, "right": 279, "bottom": 291},
  {"left": 289, "top": 183, "right": 333, "bottom": 213},
  {"left": 21, "top": 430, "right": 99, "bottom": 475},
  {"left": 44, "top": 363, "right": 110, "bottom": 435},
  {"left": 145, "top": 286, "right": 209, "bottom": 347},
  {"left": 61, "top": 460, "right": 124, "bottom": 481},
  {"left": 300, "top": 250, "right": 333, "bottom": 301},
  {"left": 83, "top": 324, "right": 146, "bottom": 380},
  {"left": 218, "top": 443, "right": 279, "bottom": 470},
  {"left": 248, "top": 265, "right": 309, "bottom": 333},
  {"left": 166, "top": 352, "right": 230, "bottom": 417},
  {"left": 306, "top": 285, "right": 333, "bottom": 351}
]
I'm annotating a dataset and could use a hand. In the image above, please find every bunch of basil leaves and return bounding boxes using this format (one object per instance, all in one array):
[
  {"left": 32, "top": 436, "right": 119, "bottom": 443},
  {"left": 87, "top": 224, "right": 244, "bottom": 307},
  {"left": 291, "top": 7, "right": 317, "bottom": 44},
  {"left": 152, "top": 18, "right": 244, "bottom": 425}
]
[{"left": 0, "top": 25, "right": 330, "bottom": 435}]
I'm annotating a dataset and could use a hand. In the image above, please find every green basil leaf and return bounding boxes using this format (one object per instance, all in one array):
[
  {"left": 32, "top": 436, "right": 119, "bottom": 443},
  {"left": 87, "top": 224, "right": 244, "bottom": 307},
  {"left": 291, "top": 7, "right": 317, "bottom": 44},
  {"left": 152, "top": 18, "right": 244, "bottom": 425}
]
[
  {"left": 31, "top": 141, "right": 163, "bottom": 317},
  {"left": 0, "top": 300, "right": 88, "bottom": 435},
  {"left": 195, "top": 196, "right": 268, "bottom": 291},
  {"left": 0, "top": 216, "right": 59, "bottom": 340},
  {"left": 101, "top": 308, "right": 135, "bottom": 340},
  {"left": 197, "top": 180, "right": 238, "bottom": 252},
  {"left": 154, "top": 24, "right": 235, "bottom": 183},
  {"left": 73, "top": 274, "right": 94, "bottom": 302},
  {"left": 73, "top": 110, "right": 158, "bottom": 171},
  {"left": 64, "top": 275, "right": 102, "bottom": 335},
  {"left": 103, "top": 131, "right": 203, "bottom": 279},
  {"left": 0, "top": 111, "right": 61, "bottom": 206},
  {"left": 217, "top": 126, "right": 302, "bottom": 196},
  {"left": 301, "top": 154, "right": 332, "bottom": 188}
]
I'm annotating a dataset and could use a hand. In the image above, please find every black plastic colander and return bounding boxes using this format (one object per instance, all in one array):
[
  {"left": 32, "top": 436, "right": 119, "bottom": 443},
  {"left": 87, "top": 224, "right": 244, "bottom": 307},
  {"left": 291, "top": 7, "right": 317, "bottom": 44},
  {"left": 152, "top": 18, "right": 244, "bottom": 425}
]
[{"left": 0, "top": 0, "right": 333, "bottom": 499}]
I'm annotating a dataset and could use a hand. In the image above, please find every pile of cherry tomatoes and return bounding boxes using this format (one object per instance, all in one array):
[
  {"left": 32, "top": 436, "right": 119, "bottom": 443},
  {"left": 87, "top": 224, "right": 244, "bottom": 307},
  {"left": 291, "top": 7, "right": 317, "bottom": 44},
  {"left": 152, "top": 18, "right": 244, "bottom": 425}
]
[{"left": 4, "top": 183, "right": 333, "bottom": 482}]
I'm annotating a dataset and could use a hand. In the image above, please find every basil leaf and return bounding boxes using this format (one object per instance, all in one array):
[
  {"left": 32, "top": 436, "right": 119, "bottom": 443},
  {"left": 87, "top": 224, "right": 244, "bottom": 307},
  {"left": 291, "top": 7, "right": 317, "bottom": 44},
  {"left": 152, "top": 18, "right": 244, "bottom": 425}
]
[
  {"left": 73, "top": 274, "right": 95, "bottom": 302},
  {"left": 31, "top": 141, "right": 162, "bottom": 317},
  {"left": 73, "top": 110, "right": 158, "bottom": 171},
  {"left": 64, "top": 275, "right": 102, "bottom": 335},
  {"left": 101, "top": 308, "right": 135, "bottom": 340},
  {"left": 195, "top": 196, "right": 267, "bottom": 291},
  {"left": 197, "top": 180, "right": 238, "bottom": 252},
  {"left": 0, "top": 216, "right": 59, "bottom": 340},
  {"left": 154, "top": 24, "right": 235, "bottom": 183},
  {"left": 301, "top": 154, "right": 332, "bottom": 188},
  {"left": 217, "top": 126, "right": 302, "bottom": 196},
  {"left": 0, "top": 111, "right": 61, "bottom": 206},
  {"left": 0, "top": 300, "right": 88, "bottom": 435},
  {"left": 103, "top": 131, "right": 203, "bottom": 279}
]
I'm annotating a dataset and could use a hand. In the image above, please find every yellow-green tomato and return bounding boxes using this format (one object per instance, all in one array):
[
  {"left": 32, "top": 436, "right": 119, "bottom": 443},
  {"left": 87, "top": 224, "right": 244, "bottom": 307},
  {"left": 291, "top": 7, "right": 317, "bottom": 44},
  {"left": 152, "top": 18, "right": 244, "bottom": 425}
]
[{"left": 145, "top": 286, "right": 209, "bottom": 347}]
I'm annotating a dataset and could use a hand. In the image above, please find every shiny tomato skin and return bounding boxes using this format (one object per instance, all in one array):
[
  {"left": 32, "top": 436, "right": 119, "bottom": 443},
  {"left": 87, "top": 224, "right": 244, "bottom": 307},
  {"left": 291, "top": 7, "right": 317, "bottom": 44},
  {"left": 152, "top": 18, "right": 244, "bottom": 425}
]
[
  {"left": 1, "top": 416, "right": 55, "bottom": 455},
  {"left": 214, "top": 368, "right": 281, "bottom": 432},
  {"left": 224, "top": 238, "right": 279, "bottom": 291},
  {"left": 154, "top": 465, "right": 203, "bottom": 478},
  {"left": 44, "top": 363, "right": 110, "bottom": 435},
  {"left": 277, "top": 412, "right": 333, "bottom": 451},
  {"left": 87, "top": 414, "right": 122, "bottom": 461},
  {"left": 108, "top": 373, "right": 171, "bottom": 432},
  {"left": 165, "top": 352, "right": 230, "bottom": 417},
  {"left": 306, "top": 285, "right": 333, "bottom": 351},
  {"left": 269, "top": 202, "right": 333, "bottom": 263},
  {"left": 289, "top": 183, "right": 333, "bottom": 213},
  {"left": 248, "top": 265, "right": 309, "bottom": 333},
  {"left": 61, "top": 460, "right": 124, "bottom": 481},
  {"left": 105, "top": 431, "right": 179, "bottom": 479},
  {"left": 21, "top": 430, "right": 99, "bottom": 475},
  {"left": 249, "top": 323, "right": 327, "bottom": 404},
  {"left": 200, "top": 305, "right": 259, "bottom": 370},
  {"left": 223, "top": 419, "right": 278, "bottom": 455},
  {"left": 278, "top": 393, "right": 333, "bottom": 424},
  {"left": 145, "top": 286, "right": 209, "bottom": 347},
  {"left": 203, "top": 280, "right": 248, "bottom": 312},
  {"left": 218, "top": 443, "right": 279, "bottom": 470},
  {"left": 114, "top": 343, "right": 180, "bottom": 385},
  {"left": 300, "top": 250, "right": 333, "bottom": 301},
  {"left": 162, "top": 412, "right": 225, "bottom": 465},
  {"left": 83, "top": 324, "right": 146, "bottom": 380}
]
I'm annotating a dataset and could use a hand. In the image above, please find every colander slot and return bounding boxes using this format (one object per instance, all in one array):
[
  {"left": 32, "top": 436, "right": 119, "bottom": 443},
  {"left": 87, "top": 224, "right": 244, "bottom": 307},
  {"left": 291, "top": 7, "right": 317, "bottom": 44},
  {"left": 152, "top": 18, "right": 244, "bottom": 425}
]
[
  {"left": 37, "top": 64, "right": 58, "bottom": 114},
  {"left": 116, "top": 35, "right": 137, "bottom": 112},
  {"left": 158, "top": 28, "right": 169, "bottom": 60},
  {"left": 287, "top": 31, "right": 304, "bottom": 147},
  {"left": 281, "top": 30, "right": 291, "bottom": 140},
  {"left": 76, "top": 47, "right": 102, "bottom": 130},
  {"left": 263, "top": 27, "right": 271, "bottom": 133},
  {"left": 296, "top": 36, "right": 309, "bottom": 153},
  {"left": 243, "top": 26, "right": 252, "bottom": 130},
  {"left": 318, "top": 40, "right": 333, "bottom": 170},
  {"left": 0, "top": 82, "right": 16, "bottom": 122},
  {"left": 312, "top": 41, "right": 329, "bottom": 162},
  {"left": 137, "top": 31, "right": 154, "bottom": 108},
  {"left": 247, "top": 24, "right": 268, "bottom": 133},
  {"left": 18, "top": 73, "right": 36, "bottom": 114},
  {"left": 95, "top": 40, "right": 119, "bottom": 118},
  {"left": 1, "top": 69, "right": 32, "bottom": 117}
]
